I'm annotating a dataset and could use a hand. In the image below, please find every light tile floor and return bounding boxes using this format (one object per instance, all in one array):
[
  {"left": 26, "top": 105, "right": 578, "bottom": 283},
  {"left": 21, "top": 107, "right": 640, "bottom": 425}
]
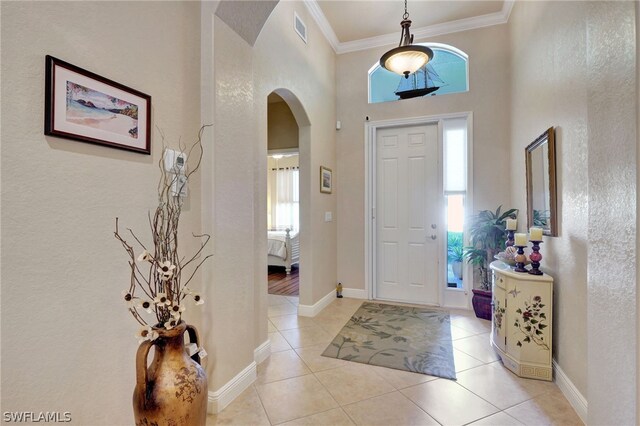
[{"left": 207, "top": 297, "right": 583, "bottom": 426}]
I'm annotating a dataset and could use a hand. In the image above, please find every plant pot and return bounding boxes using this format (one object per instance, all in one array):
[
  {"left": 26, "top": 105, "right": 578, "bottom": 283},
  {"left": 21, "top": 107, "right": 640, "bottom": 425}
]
[
  {"left": 133, "top": 322, "right": 208, "bottom": 426},
  {"left": 451, "top": 261, "right": 463, "bottom": 280},
  {"left": 471, "top": 289, "right": 492, "bottom": 321}
]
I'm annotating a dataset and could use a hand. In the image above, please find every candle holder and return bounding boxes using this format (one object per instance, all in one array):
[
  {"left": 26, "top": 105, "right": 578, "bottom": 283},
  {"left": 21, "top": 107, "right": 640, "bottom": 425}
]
[
  {"left": 506, "top": 230, "right": 515, "bottom": 247},
  {"left": 514, "top": 245, "right": 528, "bottom": 273},
  {"left": 528, "top": 241, "right": 543, "bottom": 275}
]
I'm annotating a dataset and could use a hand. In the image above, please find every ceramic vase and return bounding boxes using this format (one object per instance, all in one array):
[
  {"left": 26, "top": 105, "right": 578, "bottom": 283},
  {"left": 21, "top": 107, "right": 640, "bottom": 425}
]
[{"left": 133, "top": 322, "right": 207, "bottom": 426}]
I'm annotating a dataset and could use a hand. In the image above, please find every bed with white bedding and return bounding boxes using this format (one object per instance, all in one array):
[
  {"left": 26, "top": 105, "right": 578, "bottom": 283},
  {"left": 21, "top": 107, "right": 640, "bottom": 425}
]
[{"left": 268, "top": 228, "right": 300, "bottom": 274}]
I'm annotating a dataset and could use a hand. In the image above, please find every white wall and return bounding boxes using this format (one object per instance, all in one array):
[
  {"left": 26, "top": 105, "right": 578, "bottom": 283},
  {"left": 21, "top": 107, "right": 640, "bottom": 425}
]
[
  {"left": 1, "top": 2, "right": 202, "bottom": 423},
  {"left": 336, "top": 24, "right": 511, "bottom": 292},
  {"left": 508, "top": 1, "right": 637, "bottom": 421}
]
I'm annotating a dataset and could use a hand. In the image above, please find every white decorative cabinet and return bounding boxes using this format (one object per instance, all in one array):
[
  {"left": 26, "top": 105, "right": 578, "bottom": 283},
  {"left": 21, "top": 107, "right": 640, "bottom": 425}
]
[{"left": 489, "top": 261, "right": 554, "bottom": 381}]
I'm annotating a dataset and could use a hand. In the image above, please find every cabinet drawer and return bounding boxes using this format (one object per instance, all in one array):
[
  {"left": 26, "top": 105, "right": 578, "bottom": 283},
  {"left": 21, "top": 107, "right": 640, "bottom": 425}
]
[{"left": 493, "top": 271, "right": 507, "bottom": 290}]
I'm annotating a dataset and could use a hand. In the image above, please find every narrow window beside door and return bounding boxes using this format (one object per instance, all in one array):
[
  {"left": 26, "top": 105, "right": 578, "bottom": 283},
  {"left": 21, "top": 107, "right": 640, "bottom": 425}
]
[{"left": 443, "top": 118, "right": 468, "bottom": 290}]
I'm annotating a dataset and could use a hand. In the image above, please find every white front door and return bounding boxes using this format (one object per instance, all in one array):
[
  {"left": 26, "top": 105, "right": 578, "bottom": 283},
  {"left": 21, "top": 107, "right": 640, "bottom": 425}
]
[{"left": 375, "top": 124, "right": 440, "bottom": 305}]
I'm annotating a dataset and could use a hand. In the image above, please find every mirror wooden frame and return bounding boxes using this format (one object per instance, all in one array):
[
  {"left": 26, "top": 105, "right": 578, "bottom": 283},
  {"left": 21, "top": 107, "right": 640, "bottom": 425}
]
[{"left": 525, "top": 127, "right": 557, "bottom": 236}]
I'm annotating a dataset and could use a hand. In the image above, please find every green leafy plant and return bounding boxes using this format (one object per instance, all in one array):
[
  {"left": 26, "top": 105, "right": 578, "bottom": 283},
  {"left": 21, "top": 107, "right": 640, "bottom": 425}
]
[
  {"left": 533, "top": 209, "right": 549, "bottom": 227},
  {"left": 463, "top": 205, "right": 517, "bottom": 290},
  {"left": 447, "top": 233, "right": 464, "bottom": 263}
]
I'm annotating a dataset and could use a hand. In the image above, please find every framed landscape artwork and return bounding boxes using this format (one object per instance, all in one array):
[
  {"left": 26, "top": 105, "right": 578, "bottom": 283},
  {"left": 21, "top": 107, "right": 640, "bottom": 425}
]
[
  {"left": 320, "top": 166, "right": 332, "bottom": 194},
  {"left": 45, "top": 55, "right": 151, "bottom": 154}
]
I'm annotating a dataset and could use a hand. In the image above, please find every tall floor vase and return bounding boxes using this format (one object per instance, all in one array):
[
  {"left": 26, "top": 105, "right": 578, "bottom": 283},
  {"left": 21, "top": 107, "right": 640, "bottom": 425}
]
[{"left": 133, "top": 322, "right": 208, "bottom": 426}]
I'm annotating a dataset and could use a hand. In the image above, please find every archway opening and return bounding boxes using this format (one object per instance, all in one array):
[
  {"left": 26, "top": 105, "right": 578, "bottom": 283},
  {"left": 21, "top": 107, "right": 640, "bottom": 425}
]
[{"left": 266, "top": 89, "right": 311, "bottom": 305}]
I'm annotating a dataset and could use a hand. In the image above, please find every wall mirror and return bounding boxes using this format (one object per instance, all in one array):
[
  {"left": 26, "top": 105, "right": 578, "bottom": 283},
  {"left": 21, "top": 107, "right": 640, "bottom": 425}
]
[{"left": 525, "top": 127, "right": 557, "bottom": 236}]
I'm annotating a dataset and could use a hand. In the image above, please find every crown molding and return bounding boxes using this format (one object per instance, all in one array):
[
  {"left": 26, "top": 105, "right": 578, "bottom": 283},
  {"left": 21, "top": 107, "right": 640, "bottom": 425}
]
[
  {"left": 302, "top": 0, "right": 340, "bottom": 52},
  {"left": 304, "top": 0, "right": 514, "bottom": 55}
]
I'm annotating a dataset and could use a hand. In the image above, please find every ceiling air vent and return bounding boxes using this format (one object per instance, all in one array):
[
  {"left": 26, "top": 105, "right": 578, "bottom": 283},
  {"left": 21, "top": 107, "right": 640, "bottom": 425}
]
[{"left": 294, "top": 12, "right": 307, "bottom": 44}]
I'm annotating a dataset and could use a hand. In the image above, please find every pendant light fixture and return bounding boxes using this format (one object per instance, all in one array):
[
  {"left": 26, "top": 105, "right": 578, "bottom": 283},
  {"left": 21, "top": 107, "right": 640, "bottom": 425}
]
[{"left": 380, "top": 0, "right": 433, "bottom": 79}]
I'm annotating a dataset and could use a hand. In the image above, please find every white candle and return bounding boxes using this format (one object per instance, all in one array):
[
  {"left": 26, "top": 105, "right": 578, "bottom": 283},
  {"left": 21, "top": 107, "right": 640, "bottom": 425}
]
[
  {"left": 506, "top": 218, "right": 517, "bottom": 231},
  {"left": 514, "top": 233, "right": 527, "bottom": 246},
  {"left": 530, "top": 227, "right": 543, "bottom": 241}
]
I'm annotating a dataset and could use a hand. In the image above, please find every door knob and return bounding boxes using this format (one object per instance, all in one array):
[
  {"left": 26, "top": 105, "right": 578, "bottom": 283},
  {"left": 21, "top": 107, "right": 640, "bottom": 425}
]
[{"left": 430, "top": 235, "right": 437, "bottom": 240}]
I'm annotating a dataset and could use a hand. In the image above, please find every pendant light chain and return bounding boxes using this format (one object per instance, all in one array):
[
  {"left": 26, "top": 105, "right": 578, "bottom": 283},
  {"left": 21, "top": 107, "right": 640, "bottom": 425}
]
[{"left": 380, "top": 0, "right": 434, "bottom": 78}]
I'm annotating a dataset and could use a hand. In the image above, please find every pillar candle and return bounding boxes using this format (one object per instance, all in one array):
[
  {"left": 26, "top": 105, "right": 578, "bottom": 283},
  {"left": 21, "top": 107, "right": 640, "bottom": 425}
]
[
  {"left": 514, "top": 233, "right": 527, "bottom": 246},
  {"left": 506, "top": 218, "right": 517, "bottom": 230},
  {"left": 529, "top": 227, "right": 543, "bottom": 241}
]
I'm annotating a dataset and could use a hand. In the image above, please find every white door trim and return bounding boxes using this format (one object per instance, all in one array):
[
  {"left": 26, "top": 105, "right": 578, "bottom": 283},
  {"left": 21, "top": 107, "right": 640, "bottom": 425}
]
[{"left": 364, "top": 112, "right": 474, "bottom": 309}]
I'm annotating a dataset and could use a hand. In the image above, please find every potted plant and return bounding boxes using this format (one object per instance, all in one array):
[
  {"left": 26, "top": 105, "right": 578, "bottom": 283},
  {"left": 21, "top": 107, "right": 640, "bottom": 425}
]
[
  {"left": 447, "top": 233, "right": 464, "bottom": 280},
  {"left": 463, "top": 205, "right": 517, "bottom": 320}
]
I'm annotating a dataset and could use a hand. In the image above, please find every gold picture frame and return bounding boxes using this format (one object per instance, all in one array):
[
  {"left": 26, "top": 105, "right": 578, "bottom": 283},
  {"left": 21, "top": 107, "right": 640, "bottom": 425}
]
[{"left": 525, "top": 127, "right": 558, "bottom": 236}]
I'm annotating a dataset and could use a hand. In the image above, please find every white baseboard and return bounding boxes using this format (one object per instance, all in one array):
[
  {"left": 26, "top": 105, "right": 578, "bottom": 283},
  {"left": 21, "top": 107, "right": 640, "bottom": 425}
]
[
  {"left": 254, "top": 339, "right": 271, "bottom": 364},
  {"left": 342, "top": 288, "right": 367, "bottom": 299},
  {"left": 553, "top": 359, "right": 587, "bottom": 424},
  {"left": 298, "top": 289, "right": 335, "bottom": 317},
  {"left": 207, "top": 361, "right": 256, "bottom": 414}
]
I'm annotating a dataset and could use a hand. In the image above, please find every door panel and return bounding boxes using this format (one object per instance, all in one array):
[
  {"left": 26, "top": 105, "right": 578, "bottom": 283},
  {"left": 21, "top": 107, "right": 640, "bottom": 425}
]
[
  {"left": 382, "top": 158, "right": 398, "bottom": 228},
  {"left": 375, "top": 124, "right": 440, "bottom": 305}
]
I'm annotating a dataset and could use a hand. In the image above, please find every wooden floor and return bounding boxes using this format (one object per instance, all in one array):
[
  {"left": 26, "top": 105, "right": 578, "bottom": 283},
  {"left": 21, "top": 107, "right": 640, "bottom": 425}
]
[{"left": 268, "top": 265, "right": 299, "bottom": 296}]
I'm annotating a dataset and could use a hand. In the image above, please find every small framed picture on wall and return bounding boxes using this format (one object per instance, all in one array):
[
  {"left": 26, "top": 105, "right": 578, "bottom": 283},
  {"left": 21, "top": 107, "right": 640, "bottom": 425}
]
[{"left": 320, "top": 166, "right": 332, "bottom": 194}]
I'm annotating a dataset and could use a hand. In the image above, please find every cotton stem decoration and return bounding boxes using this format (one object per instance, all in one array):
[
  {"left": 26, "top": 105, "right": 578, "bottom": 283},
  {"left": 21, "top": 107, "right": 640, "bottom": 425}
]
[{"left": 115, "top": 125, "right": 212, "bottom": 337}]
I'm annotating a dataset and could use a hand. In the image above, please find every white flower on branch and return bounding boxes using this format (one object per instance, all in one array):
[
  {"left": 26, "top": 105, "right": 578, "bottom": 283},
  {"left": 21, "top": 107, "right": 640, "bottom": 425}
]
[
  {"left": 153, "top": 292, "right": 170, "bottom": 306},
  {"left": 136, "top": 325, "right": 158, "bottom": 343},
  {"left": 137, "top": 299, "right": 155, "bottom": 314},
  {"left": 164, "top": 318, "right": 179, "bottom": 330},
  {"left": 114, "top": 125, "right": 213, "bottom": 329},
  {"left": 170, "top": 302, "right": 186, "bottom": 318},
  {"left": 193, "top": 293, "right": 204, "bottom": 305},
  {"left": 137, "top": 250, "right": 154, "bottom": 263},
  {"left": 122, "top": 290, "right": 135, "bottom": 308},
  {"left": 158, "top": 260, "right": 176, "bottom": 280}
]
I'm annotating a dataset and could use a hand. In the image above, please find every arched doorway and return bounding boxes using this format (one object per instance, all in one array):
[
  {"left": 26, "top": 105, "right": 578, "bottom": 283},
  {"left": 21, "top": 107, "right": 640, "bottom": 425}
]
[{"left": 265, "top": 89, "right": 311, "bottom": 305}]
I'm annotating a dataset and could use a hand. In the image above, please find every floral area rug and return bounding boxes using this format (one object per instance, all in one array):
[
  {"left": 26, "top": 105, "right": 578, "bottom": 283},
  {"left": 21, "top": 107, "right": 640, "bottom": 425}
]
[{"left": 321, "top": 302, "right": 456, "bottom": 380}]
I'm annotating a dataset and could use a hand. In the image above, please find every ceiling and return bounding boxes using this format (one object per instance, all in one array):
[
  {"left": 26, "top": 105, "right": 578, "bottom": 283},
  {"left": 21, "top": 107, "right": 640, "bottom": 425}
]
[
  {"left": 317, "top": 1, "right": 505, "bottom": 43},
  {"left": 307, "top": 0, "right": 512, "bottom": 53}
]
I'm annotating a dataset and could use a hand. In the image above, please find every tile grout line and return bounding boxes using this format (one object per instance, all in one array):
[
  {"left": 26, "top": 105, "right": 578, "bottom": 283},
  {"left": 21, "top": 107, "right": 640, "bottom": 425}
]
[{"left": 251, "top": 384, "right": 277, "bottom": 426}]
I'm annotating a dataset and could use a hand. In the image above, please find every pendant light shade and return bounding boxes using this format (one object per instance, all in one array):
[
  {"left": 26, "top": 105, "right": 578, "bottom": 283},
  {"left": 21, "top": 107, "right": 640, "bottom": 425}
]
[
  {"left": 379, "top": 1, "right": 433, "bottom": 78},
  {"left": 380, "top": 45, "right": 433, "bottom": 78}
]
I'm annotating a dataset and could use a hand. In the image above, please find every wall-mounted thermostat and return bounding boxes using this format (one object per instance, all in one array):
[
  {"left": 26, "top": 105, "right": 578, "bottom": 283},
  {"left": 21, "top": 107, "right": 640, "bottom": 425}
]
[
  {"left": 171, "top": 173, "right": 188, "bottom": 198},
  {"left": 164, "top": 149, "right": 187, "bottom": 174}
]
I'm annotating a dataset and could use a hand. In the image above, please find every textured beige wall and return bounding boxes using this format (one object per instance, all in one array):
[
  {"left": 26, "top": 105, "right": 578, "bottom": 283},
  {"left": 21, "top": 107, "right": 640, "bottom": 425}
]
[
  {"left": 254, "top": 0, "right": 337, "bottom": 304},
  {"left": 508, "top": 0, "right": 588, "bottom": 398},
  {"left": 584, "top": 2, "right": 636, "bottom": 423},
  {"left": 509, "top": 2, "right": 637, "bottom": 419},
  {"left": 0, "top": 2, "right": 201, "bottom": 423},
  {"left": 200, "top": 0, "right": 337, "bottom": 393},
  {"left": 268, "top": 101, "right": 299, "bottom": 151},
  {"left": 637, "top": 1, "right": 640, "bottom": 421},
  {"left": 336, "top": 24, "right": 511, "bottom": 291},
  {"left": 201, "top": 15, "right": 260, "bottom": 390}
]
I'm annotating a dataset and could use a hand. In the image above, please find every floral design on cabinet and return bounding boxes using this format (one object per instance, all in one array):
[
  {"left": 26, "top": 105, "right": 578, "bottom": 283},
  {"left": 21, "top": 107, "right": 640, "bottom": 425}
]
[
  {"left": 514, "top": 296, "right": 549, "bottom": 350},
  {"left": 493, "top": 300, "right": 506, "bottom": 331}
]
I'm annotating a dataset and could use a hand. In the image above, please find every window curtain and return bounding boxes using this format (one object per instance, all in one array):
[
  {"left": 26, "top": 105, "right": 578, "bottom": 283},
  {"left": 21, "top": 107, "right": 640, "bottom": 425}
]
[{"left": 268, "top": 166, "right": 299, "bottom": 231}]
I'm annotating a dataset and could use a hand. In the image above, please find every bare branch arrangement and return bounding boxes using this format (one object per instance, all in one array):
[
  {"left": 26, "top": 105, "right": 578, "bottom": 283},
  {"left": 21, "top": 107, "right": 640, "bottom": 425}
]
[{"left": 115, "top": 125, "right": 212, "bottom": 342}]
